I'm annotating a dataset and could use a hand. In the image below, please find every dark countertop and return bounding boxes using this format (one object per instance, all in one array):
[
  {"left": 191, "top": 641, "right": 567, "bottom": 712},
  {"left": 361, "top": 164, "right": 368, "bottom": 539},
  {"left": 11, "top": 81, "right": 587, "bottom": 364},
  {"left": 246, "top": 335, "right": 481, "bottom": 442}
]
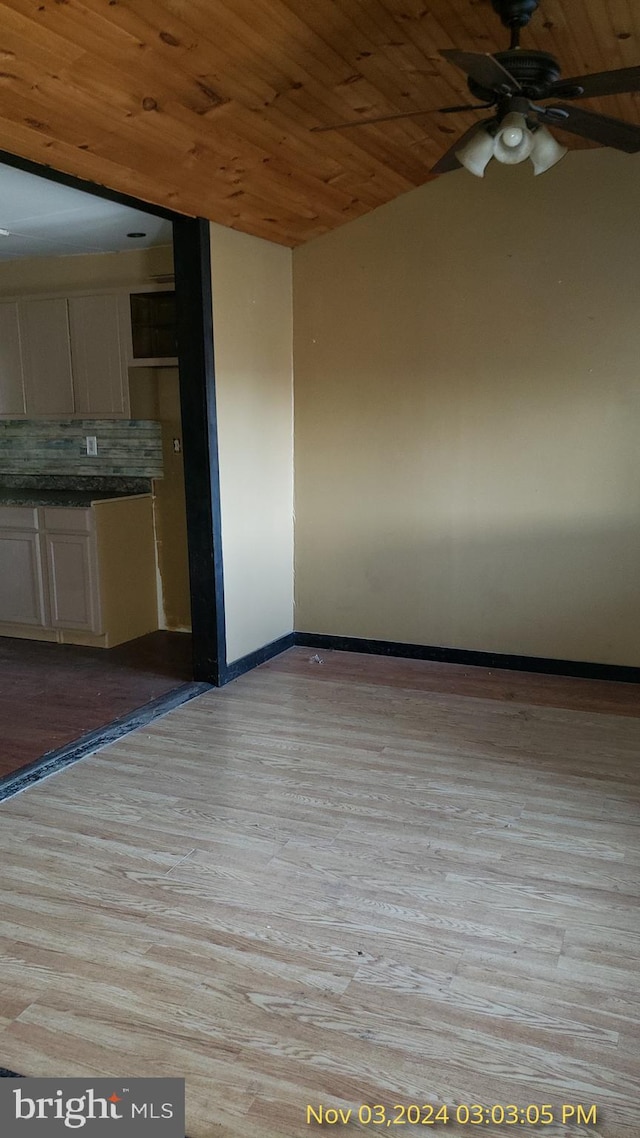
[
  {"left": 0, "top": 489, "right": 151, "bottom": 508},
  {"left": 0, "top": 475, "right": 152, "bottom": 508}
]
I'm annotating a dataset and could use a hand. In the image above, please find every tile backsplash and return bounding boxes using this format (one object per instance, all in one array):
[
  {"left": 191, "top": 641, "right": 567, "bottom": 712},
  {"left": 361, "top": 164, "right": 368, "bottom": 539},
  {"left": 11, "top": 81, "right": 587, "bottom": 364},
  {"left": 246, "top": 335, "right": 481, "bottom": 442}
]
[{"left": 0, "top": 419, "right": 163, "bottom": 478}]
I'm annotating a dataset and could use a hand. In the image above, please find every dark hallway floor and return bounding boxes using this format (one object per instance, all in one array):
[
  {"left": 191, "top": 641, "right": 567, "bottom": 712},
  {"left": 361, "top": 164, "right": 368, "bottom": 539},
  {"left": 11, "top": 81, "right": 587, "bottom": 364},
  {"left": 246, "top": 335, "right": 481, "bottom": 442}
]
[{"left": 0, "top": 631, "right": 192, "bottom": 781}]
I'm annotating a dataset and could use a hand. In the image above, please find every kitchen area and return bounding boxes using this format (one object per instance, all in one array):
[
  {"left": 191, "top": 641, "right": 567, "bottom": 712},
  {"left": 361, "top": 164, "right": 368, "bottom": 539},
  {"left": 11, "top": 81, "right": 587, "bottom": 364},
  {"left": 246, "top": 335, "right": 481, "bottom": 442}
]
[{"left": 0, "top": 162, "right": 193, "bottom": 784}]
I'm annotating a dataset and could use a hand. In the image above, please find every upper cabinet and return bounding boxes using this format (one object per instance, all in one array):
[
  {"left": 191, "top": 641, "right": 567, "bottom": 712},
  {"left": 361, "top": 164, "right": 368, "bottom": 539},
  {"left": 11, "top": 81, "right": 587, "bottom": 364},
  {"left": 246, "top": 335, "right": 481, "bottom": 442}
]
[
  {"left": 0, "top": 284, "right": 177, "bottom": 421},
  {"left": 0, "top": 301, "right": 27, "bottom": 417},
  {"left": 0, "top": 290, "right": 134, "bottom": 420},
  {"left": 68, "top": 293, "right": 131, "bottom": 418},
  {"left": 129, "top": 290, "right": 178, "bottom": 366},
  {"left": 19, "top": 297, "right": 75, "bottom": 417}
]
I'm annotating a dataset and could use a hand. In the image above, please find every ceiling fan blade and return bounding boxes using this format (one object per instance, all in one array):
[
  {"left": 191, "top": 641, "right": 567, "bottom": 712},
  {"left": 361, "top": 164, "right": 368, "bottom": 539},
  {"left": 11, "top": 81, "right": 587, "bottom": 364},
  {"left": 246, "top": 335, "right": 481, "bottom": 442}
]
[
  {"left": 551, "top": 65, "right": 640, "bottom": 100},
  {"left": 431, "top": 119, "right": 493, "bottom": 175},
  {"left": 541, "top": 103, "right": 640, "bottom": 153},
  {"left": 310, "top": 103, "right": 491, "bottom": 132},
  {"left": 439, "top": 49, "right": 521, "bottom": 93}
]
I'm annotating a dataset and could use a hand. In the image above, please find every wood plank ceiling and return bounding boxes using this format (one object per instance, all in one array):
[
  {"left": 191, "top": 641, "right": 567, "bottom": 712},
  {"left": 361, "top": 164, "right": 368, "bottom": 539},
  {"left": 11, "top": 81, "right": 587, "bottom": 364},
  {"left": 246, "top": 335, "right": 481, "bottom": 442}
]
[{"left": 0, "top": 0, "right": 639, "bottom": 246}]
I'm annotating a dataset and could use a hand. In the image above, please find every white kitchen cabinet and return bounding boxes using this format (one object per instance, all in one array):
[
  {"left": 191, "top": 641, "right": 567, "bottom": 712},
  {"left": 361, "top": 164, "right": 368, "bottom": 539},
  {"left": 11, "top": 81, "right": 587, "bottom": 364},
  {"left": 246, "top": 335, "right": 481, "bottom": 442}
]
[
  {"left": 19, "top": 297, "right": 75, "bottom": 416},
  {"left": 68, "top": 293, "right": 131, "bottom": 417},
  {"left": 41, "top": 506, "right": 101, "bottom": 632},
  {"left": 0, "top": 497, "right": 157, "bottom": 647},
  {"left": 0, "top": 507, "right": 47, "bottom": 626},
  {"left": 0, "top": 301, "right": 27, "bottom": 417},
  {"left": 0, "top": 290, "right": 133, "bottom": 420}
]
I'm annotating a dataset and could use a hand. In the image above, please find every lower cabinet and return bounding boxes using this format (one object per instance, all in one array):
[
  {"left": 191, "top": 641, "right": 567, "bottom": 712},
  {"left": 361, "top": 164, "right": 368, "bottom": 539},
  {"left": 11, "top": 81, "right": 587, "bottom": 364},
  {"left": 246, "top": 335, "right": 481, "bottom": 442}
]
[
  {"left": 0, "top": 511, "right": 47, "bottom": 626},
  {"left": 0, "top": 497, "right": 158, "bottom": 647},
  {"left": 41, "top": 508, "right": 101, "bottom": 632}
]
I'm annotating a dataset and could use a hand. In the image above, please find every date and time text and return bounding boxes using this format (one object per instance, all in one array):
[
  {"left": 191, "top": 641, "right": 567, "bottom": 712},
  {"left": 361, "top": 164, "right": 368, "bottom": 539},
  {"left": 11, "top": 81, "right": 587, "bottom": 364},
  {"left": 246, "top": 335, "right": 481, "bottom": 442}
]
[{"left": 306, "top": 1102, "right": 598, "bottom": 1127}]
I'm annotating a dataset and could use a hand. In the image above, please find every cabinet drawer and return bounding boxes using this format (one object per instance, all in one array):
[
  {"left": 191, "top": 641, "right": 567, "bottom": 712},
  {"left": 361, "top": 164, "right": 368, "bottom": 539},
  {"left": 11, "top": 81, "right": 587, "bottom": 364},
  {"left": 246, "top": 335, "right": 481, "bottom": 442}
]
[
  {"left": 0, "top": 506, "right": 38, "bottom": 530},
  {"left": 42, "top": 507, "right": 92, "bottom": 533}
]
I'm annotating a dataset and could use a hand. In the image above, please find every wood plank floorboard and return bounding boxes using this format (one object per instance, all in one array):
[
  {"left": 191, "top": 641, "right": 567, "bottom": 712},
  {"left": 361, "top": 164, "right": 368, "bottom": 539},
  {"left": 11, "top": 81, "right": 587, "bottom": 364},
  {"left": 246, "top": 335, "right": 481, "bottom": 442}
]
[
  {"left": 0, "top": 647, "right": 638, "bottom": 1137},
  {"left": 0, "top": 631, "right": 193, "bottom": 778},
  {"left": 283, "top": 649, "right": 640, "bottom": 718}
]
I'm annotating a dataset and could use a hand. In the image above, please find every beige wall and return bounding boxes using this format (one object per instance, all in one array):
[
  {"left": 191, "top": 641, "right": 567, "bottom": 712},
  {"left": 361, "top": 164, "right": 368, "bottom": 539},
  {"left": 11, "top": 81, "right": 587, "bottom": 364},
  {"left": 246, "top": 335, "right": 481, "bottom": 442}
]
[
  {"left": 210, "top": 222, "right": 294, "bottom": 664},
  {"left": 0, "top": 245, "right": 173, "bottom": 296},
  {"left": 293, "top": 149, "right": 640, "bottom": 667}
]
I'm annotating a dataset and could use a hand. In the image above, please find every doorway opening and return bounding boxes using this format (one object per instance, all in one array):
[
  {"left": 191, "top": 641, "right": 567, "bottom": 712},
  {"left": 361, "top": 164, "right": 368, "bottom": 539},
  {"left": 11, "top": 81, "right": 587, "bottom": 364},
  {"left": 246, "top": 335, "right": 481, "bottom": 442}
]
[{"left": 0, "top": 151, "right": 224, "bottom": 795}]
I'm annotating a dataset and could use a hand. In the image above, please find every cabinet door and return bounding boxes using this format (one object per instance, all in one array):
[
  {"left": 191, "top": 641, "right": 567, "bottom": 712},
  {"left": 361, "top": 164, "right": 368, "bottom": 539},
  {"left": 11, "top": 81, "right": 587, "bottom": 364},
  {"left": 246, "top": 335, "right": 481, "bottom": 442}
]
[
  {"left": 68, "top": 293, "right": 130, "bottom": 417},
  {"left": 129, "top": 290, "right": 178, "bottom": 364},
  {"left": 0, "top": 529, "right": 47, "bottom": 625},
  {"left": 44, "top": 531, "right": 102, "bottom": 632},
  {"left": 19, "top": 297, "right": 75, "bottom": 416},
  {"left": 0, "top": 301, "right": 27, "bottom": 417}
]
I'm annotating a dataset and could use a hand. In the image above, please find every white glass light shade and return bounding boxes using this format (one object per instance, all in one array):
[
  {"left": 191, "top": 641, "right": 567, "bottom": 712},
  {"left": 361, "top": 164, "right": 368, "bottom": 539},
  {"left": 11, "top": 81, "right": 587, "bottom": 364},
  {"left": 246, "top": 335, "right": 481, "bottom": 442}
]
[
  {"left": 493, "top": 113, "right": 534, "bottom": 165},
  {"left": 455, "top": 129, "right": 495, "bottom": 177},
  {"left": 530, "top": 125, "right": 568, "bottom": 175}
]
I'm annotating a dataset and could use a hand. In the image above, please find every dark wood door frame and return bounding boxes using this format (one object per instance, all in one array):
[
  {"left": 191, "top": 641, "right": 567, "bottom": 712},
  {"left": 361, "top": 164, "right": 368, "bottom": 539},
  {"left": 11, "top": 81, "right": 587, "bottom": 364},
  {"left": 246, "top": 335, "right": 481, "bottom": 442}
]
[
  {"left": 172, "top": 217, "right": 225, "bottom": 684},
  {"left": 0, "top": 148, "right": 226, "bottom": 684}
]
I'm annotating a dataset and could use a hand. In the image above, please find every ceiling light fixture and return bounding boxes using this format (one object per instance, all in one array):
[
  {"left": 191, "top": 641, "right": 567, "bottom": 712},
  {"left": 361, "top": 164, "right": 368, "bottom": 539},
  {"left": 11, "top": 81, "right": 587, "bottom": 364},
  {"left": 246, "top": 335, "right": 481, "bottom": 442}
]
[
  {"left": 0, "top": 228, "right": 11, "bottom": 237},
  {"left": 127, "top": 231, "right": 147, "bottom": 238},
  {"left": 493, "top": 112, "right": 535, "bottom": 163},
  {"left": 456, "top": 113, "right": 567, "bottom": 177},
  {"left": 529, "top": 125, "right": 568, "bottom": 174},
  {"left": 314, "top": 0, "right": 640, "bottom": 181}
]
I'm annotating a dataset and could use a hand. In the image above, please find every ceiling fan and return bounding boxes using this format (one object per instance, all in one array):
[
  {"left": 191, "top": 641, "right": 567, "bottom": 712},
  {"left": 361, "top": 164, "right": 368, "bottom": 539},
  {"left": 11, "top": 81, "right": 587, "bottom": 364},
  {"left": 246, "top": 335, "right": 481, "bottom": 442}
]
[{"left": 312, "top": 0, "right": 640, "bottom": 177}]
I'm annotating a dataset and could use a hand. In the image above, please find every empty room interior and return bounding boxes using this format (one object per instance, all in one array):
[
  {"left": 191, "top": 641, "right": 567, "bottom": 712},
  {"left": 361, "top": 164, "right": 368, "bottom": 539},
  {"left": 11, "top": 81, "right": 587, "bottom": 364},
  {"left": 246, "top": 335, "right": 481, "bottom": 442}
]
[{"left": 0, "top": 2, "right": 639, "bottom": 1137}]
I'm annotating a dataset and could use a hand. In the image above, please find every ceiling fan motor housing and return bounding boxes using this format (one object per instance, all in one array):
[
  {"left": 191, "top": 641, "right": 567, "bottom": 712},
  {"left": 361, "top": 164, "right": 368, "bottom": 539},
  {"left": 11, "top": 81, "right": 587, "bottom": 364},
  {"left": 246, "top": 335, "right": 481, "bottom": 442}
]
[
  {"left": 491, "top": 0, "right": 539, "bottom": 27},
  {"left": 468, "top": 50, "right": 562, "bottom": 101}
]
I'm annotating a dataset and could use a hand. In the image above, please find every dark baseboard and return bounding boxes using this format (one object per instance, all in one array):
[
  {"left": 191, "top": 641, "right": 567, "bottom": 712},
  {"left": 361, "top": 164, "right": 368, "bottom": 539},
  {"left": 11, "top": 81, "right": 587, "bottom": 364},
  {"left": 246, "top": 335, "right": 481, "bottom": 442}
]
[
  {"left": 217, "top": 629, "right": 640, "bottom": 686},
  {"left": 0, "top": 681, "right": 211, "bottom": 803},
  {"left": 222, "top": 632, "right": 296, "bottom": 683},
  {"left": 294, "top": 632, "right": 640, "bottom": 685}
]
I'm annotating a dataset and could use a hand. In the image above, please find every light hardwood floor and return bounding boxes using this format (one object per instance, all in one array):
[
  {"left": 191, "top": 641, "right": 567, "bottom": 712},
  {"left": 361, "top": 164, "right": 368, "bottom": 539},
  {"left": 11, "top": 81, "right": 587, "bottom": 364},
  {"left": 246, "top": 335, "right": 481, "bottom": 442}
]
[{"left": 0, "top": 648, "right": 639, "bottom": 1137}]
